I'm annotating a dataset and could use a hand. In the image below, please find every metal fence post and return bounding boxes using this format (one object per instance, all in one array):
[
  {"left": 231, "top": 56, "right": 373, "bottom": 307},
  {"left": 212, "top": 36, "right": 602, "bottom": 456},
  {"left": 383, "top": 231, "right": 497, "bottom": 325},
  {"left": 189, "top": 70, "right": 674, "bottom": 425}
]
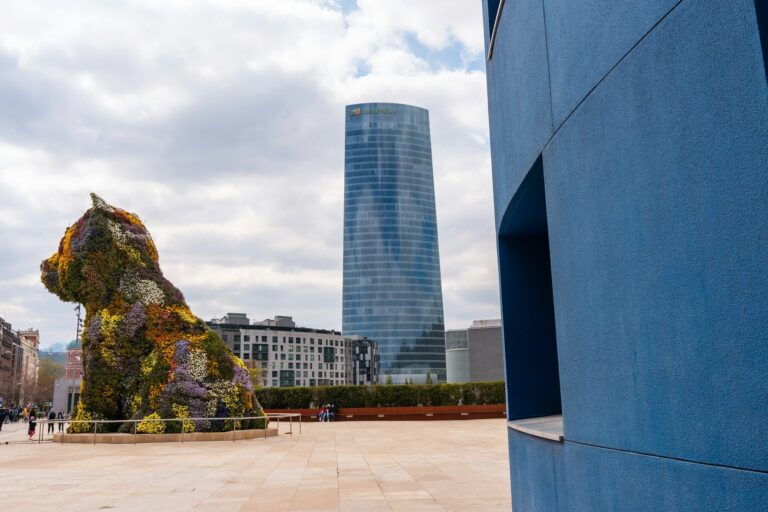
[
  {"left": 133, "top": 420, "right": 137, "bottom": 444},
  {"left": 93, "top": 420, "right": 97, "bottom": 445}
]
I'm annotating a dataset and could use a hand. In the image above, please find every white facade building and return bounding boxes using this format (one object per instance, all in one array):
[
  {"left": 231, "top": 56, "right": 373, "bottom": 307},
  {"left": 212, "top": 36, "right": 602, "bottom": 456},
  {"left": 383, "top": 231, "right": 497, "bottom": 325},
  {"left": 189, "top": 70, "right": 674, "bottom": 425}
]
[{"left": 208, "top": 315, "right": 378, "bottom": 388}]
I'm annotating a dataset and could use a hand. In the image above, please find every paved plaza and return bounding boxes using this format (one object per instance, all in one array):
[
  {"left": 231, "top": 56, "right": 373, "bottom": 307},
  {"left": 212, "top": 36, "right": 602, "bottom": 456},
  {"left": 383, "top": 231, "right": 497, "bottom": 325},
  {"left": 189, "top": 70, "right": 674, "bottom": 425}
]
[{"left": 0, "top": 419, "right": 511, "bottom": 511}]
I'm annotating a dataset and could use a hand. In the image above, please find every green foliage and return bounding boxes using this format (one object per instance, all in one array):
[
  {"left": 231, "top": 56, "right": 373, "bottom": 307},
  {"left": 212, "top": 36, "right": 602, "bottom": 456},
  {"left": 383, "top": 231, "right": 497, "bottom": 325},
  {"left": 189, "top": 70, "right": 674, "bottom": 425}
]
[
  {"left": 425, "top": 373, "right": 433, "bottom": 384},
  {"left": 255, "top": 381, "right": 505, "bottom": 409},
  {"left": 385, "top": 375, "right": 393, "bottom": 385}
]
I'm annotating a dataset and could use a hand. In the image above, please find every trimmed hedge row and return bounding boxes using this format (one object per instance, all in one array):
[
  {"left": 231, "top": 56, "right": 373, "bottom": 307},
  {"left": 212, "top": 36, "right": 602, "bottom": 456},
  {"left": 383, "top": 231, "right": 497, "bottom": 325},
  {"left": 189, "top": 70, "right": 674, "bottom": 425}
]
[{"left": 255, "top": 381, "right": 505, "bottom": 409}]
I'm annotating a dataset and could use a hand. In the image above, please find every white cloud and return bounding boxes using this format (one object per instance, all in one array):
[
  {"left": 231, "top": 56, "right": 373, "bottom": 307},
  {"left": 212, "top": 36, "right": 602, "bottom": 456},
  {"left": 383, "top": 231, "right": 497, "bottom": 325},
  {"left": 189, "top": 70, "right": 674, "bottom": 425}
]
[{"left": 0, "top": 0, "right": 498, "bottom": 346}]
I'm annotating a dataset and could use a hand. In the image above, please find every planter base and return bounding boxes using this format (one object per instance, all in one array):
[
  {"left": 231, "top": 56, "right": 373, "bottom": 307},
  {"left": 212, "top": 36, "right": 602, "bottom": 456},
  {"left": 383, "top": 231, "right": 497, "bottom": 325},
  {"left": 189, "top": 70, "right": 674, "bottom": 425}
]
[{"left": 52, "top": 428, "right": 278, "bottom": 444}]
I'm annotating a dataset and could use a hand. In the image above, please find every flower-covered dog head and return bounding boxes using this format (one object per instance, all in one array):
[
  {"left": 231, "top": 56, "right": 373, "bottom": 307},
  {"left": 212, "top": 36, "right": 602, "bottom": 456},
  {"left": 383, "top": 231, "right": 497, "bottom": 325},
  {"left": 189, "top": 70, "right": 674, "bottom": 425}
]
[{"left": 41, "top": 193, "right": 182, "bottom": 307}]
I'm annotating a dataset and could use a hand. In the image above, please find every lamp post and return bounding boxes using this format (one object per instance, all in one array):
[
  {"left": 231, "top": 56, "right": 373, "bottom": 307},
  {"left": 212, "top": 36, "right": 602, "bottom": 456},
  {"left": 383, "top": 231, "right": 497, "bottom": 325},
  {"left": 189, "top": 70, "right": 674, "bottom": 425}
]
[{"left": 68, "top": 304, "right": 83, "bottom": 415}]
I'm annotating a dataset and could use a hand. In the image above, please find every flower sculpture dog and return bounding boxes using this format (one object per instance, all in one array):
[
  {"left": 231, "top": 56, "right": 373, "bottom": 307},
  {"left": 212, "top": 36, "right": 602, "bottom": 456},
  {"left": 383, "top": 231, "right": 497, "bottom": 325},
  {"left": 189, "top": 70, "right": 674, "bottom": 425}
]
[{"left": 41, "top": 193, "right": 265, "bottom": 433}]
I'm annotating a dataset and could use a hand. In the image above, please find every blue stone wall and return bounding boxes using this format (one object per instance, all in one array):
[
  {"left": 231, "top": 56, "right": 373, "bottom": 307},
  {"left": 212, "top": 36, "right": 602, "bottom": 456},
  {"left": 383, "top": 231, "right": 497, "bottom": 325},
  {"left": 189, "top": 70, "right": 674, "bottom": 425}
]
[{"left": 485, "top": 0, "right": 768, "bottom": 509}]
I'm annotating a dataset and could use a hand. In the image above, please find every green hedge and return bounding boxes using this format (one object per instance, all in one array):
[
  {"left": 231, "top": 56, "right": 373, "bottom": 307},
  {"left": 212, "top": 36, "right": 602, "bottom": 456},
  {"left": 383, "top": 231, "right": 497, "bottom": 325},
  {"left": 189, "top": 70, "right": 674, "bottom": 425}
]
[{"left": 255, "top": 381, "right": 505, "bottom": 409}]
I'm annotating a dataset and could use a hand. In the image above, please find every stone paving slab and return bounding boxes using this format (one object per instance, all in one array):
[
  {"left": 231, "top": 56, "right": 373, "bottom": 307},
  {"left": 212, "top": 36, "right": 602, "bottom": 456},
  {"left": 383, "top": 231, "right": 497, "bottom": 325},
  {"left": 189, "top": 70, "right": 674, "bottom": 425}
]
[{"left": 0, "top": 419, "right": 511, "bottom": 511}]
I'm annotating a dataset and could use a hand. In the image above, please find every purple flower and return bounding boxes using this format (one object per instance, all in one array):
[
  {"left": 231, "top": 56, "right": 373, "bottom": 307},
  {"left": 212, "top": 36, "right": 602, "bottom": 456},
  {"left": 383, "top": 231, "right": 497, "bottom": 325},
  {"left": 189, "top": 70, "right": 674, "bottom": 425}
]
[
  {"left": 87, "top": 314, "right": 102, "bottom": 343},
  {"left": 173, "top": 340, "right": 190, "bottom": 365},
  {"left": 121, "top": 302, "right": 146, "bottom": 338},
  {"left": 233, "top": 363, "right": 253, "bottom": 392}
]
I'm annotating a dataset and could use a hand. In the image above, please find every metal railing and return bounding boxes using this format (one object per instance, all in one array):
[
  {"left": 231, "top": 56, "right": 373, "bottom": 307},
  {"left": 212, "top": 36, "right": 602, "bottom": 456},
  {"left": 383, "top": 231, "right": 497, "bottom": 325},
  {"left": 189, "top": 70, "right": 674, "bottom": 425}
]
[{"left": 28, "top": 413, "right": 301, "bottom": 445}]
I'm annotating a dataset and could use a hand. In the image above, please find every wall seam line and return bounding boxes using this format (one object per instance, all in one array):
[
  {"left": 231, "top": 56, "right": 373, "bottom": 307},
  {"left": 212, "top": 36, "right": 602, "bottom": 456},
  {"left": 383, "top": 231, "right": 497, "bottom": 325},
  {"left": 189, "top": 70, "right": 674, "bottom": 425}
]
[
  {"left": 565, "top": 439, "right": 768, "bottom": 476},
  {"left": 541, "top": 0, "right": 685, "bottom": 154},
  {"left": 540, "top": 0, "right": 556, "bottom": 134}
]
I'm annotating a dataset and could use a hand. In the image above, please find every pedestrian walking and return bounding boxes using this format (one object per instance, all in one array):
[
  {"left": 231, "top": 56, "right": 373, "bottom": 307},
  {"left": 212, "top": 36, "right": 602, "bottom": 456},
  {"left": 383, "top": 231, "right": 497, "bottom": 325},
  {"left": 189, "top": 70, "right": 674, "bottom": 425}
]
[
  {"left": 57, "top": 410, "right": 65, "bottom": 432},
  {"left": 0, "top": 408, "right": 7, "bottom": 431},
  {"left": 47, "top": 409, "right": 56, "bottom": 434},
  {"left": 28, "top": 410, "right": 37, "bottom": 441}
]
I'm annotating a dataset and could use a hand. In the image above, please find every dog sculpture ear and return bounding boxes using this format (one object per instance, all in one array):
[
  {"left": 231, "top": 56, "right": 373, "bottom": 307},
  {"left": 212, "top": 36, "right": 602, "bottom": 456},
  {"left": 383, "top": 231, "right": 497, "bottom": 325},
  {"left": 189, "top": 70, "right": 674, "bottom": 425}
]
[{"left": 90, "top": 192, "right": 114, "bottom": 212}]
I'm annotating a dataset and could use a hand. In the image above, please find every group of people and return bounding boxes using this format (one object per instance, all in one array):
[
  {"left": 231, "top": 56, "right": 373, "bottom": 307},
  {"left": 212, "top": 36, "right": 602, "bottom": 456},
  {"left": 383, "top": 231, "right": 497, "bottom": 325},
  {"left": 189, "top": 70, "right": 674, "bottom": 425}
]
[
  {"left": 0, "top": 406, "right": 67, "bottom": 440},
  {"left": 0, "top": 405, "right": 33, "bottom": 426},
  {"left": 318, "top": 404, "right": 337, "bottom": 422}
]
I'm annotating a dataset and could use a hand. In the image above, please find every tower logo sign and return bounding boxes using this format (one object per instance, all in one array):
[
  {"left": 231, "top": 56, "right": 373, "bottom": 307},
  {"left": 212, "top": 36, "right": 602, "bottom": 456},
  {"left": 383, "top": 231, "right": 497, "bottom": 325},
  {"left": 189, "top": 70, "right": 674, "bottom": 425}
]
[{"left": 349, "top": 107, "right": 396, "bottom": 117}]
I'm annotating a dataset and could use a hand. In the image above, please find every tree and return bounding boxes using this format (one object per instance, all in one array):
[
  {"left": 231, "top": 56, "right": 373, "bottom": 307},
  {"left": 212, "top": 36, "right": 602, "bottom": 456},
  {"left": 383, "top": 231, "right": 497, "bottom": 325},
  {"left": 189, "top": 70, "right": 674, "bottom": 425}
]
[
  {"left": 425, "top": 372, "right": 433, "bottom": 385},
  {"left": 34, "top": 357, "right": 64, "bottom": 405},
  {"left": 385, "top": 374, "right": 393, "bottom": 385}
]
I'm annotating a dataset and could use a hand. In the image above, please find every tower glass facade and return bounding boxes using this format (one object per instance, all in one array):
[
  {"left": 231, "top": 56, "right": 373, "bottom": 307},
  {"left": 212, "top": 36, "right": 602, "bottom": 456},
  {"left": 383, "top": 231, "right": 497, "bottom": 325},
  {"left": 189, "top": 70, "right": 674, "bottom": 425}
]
[{"left": 343, "top": 102, "right": 446, "bottom": 383}]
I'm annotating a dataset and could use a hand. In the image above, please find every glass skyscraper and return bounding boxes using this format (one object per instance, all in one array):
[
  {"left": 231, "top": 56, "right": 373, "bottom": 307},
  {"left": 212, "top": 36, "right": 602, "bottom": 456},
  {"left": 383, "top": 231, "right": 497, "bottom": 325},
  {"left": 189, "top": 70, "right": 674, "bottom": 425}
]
[{"left": 342, "top": 102, "right": 446, "bottom": 383}]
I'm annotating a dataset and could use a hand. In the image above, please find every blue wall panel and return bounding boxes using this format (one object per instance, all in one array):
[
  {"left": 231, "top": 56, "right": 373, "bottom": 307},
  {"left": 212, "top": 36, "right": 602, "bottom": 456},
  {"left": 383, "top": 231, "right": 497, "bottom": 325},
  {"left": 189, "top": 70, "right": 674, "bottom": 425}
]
[
  {"left": 543, "top": 0, "right": 768, "bottom": 472},
  {"left": 562, "top": 443, "right": 768, "bottom": 511},
  {"left": 485, "top": 0, "right": 768, "bottom": 507},
  {"left": 485, "top": 0, "right": 553, "bottom": 229},
  {"left": 508, "top": 430, "right": 566, "bottom": 512},
  {"left": 542, "top": 0, "right": 679, "bottom": 127}
]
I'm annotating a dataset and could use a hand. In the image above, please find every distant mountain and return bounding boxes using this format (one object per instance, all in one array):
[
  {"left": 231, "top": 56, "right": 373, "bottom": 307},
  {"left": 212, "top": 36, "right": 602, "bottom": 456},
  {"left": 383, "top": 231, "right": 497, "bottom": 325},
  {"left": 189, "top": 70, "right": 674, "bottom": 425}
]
[{"left": 41, "top": 342, "right": 68, "bottom": 353}]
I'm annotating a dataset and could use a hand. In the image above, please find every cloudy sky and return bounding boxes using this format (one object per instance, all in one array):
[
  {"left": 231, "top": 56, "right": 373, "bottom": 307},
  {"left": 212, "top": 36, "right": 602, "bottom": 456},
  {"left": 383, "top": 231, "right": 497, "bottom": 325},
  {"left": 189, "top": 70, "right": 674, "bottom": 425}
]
[{"left": 0, "top": 0, "right": 499, "bottom": 349}]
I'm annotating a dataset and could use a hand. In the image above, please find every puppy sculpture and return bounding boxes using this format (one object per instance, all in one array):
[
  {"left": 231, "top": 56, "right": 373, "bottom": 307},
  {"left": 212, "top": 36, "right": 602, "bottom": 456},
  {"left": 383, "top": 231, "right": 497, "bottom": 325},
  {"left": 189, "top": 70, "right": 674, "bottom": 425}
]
[{"left": 41, "top": 193, "right": 264, "bottom": 432}]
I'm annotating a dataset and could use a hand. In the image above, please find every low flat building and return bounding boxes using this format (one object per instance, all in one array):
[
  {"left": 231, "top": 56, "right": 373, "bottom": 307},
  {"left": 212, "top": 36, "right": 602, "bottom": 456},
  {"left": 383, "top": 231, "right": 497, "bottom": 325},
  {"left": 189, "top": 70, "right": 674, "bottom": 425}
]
[
  {"left": 207, "top": 314, "right": 379, "bottom": 387},
  {"left": 52, "top": 377, "right": 81, "bottom": 415},
  {"left": 446, "top": 319, "right": 503, "bottom": 383},
  {"left": 53, "top": 339, "right": 84, "bottom": 414},
  {"left": 445, "top": 330, "right": 470, "bottom": 383}
]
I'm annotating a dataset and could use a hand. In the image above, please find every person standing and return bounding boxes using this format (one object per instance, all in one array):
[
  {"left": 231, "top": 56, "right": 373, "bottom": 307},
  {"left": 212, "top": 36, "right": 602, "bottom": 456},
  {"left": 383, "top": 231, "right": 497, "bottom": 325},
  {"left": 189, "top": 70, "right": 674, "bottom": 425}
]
[
  {"left": 47, "top": 409, "right": 56, "bottom": 435},
  {"left": 57, "top": 410, "right": 65, "bottom": 432},
  {"left": 28, "top": 410, "right": 37, "bottom": 441},
  {"left": 0, "top": 408, "right": 7, "bottom": 431}
]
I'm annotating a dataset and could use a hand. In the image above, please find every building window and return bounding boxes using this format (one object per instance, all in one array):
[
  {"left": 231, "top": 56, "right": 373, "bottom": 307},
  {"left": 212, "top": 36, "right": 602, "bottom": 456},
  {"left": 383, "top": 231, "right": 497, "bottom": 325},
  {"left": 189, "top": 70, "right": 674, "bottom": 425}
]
[
  {"left": 244, "top": 335, "right": 250, "bottom": 342},
  {"left": 234, "top": 335, "right": 241, "bottom": 342}
]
